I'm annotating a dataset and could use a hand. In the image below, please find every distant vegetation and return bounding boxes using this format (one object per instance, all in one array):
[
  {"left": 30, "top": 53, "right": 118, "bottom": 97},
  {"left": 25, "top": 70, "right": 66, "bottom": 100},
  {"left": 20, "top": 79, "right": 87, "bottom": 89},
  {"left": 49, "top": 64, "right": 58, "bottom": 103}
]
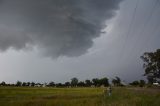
[
  {"left": 0, "top": 77, "right": 153, "bottom": 88},
  {"left": 129, "top": 80, "right": 146, "bottom": 87},
  {"left": 0, "top": 77, "right": 110, "bottom": 87}
]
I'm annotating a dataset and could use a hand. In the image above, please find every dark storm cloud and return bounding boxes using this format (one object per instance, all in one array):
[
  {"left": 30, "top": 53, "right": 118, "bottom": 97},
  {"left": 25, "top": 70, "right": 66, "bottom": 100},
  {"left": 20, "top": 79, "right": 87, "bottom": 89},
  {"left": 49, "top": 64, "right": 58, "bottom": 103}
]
[{"left": 0, "top": 0, "right": 122, "bottom": 57}]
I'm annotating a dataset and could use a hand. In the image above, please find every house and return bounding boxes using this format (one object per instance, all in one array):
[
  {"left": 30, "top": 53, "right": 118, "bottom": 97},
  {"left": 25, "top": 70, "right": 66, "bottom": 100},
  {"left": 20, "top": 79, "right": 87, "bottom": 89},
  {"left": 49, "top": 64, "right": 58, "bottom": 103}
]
[{"left": 153, "top": 82, "right": 160, "bottom": 86}]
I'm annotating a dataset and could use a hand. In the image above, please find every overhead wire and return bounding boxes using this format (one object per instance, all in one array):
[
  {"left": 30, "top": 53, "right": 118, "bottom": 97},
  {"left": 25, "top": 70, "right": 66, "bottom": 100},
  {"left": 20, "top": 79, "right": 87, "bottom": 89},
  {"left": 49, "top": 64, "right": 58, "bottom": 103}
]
[
  {"left": 123, "top": 0, "right": 160, "bottom": 76},
  {"left": 110, "top": 0, "right": 140, "bottom": 73},
  {"left": 138, "top": 0, "right": 160, "bottom": 53},
  {"left": 130, "top": 0, "right": 159, "bottom": 56},
  {"left": 111, "top": 0, "right": 159, "bottom": 81},
  {"left": 120, "top": 0, "right": 139, "bottom": 61}
]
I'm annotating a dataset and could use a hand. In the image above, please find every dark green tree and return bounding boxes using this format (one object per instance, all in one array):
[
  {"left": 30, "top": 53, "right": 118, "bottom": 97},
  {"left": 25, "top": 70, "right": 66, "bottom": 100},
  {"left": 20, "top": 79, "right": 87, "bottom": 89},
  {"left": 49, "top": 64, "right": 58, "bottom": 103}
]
[
  {"left": 22, "top": 82, "right": 27, "bottom": 86},
  {"left": 85, "top": 79, "right": 92, "bottom": 87},
  {"left": 129, "top": 81, "right": 139, "bottom": 86},
  {"left": 112, "top": 76, "right": 121, "bottom": 86},
  {"left": 64, "top": 82, "right": 70, "bottom": 87},
  {"left": 26, "top": 82, "right": 31, "bottom": 86},
  {"left": 99, "top": 77, "right": 109, "bottom": 87},
  {"left": 92, "top": 78, "right": 99, "bottom": 87},
  {"left": 48, "top": 81, "right": 55, "bottom": 87},
  {"left": 141, "top": 49, "right": 160, "bottom": 84},
  {"left": 56, "top": 83, "right": 63, "bottom": 87},
  {"left": 31, "top": 82, "right": 35, "bottom": 87},
  {"left": 16, "top": 81, "right": 22, "bottom": 86},
  {"left": 0, "top": 81, "right": 6, "bottom": 86},
  {"left": 139, "top": 80, "right": 146, "bottom": 87},
  {"left": 71, "top": 77, "right": 78, "bottom": 87},
  {"left": 112, "top": 79, "right": 117, "bottom": 86},
  {"left": 78, "top": 81, "right": 85, "bottom": 87}
]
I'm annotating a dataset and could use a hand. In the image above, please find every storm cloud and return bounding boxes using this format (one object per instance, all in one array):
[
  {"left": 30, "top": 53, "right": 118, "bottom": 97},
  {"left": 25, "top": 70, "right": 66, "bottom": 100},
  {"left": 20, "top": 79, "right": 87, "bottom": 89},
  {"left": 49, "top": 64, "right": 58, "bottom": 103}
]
[{"left": 0, "top": 0, "right": 122, "bottom": 58}]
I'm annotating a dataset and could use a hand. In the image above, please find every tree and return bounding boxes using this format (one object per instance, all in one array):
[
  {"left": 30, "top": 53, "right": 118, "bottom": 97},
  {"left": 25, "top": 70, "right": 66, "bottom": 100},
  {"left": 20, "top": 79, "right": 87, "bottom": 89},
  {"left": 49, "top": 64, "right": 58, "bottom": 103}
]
[
  {"left": 48, "top": 81, "right": 55, "bottom": 87},
  {"left": 112, "top": 76, "right": 121, "bottom": 86},
  {"left": 0, "top": 81, "right": 6, "bottom": 86},
  {"left": 78, "top": 81, "right": 85, "bottom": 87},
  {"left": 16, "top": 81, "right": 22, "bottom": 86},
  {"left": 64, "top": 82, "right": 70, "bottom": 87},
  {"left": 112, "top": 79, "right": 117, "bottom": 86},
  {"left": 85, "top": 79, "right": 92, "bottom": 87},
  {"left": 31, "top": 82, "right": 35, "bottom": 87},
  {"left": 26, "top": 82, "right": 31, "bottom": 86},
  {"left": 129, "top": 81, "right": 139, "bottom": 86},
  {"left": 22, "top": 82, "right": 27, "bottom": 86},
  {"left": 92, "top": 78, "right": 99, "bottom": 87},
  {"left": 99, "top": 77, "right": 109, "bottom": 87},
  {"left": 139, "top": 80, "right": 146, "bottom": 87},
  {"left": 115, "top": 76, "right": 121, "bottom": 85},
  {"left": 141, "top": 49, "right": 160, "bottom": 84},
  {"left": 71, "top": 77, "right": 78, "bottom": 87},
  {"left": 56, "top": 83, "right": 63, "bottom": 87}
]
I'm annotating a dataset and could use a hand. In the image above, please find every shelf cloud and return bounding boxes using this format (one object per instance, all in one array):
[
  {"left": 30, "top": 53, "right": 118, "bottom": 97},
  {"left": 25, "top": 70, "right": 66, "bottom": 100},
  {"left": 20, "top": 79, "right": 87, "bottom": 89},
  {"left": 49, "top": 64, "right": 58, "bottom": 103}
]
[{"left": 0, "top": 0, "right": 122, "bottom": 58}]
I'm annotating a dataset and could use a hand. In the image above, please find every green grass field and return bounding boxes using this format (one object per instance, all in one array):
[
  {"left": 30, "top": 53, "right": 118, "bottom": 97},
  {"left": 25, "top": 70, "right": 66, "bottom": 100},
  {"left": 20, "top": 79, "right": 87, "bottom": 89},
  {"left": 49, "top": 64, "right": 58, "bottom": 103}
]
[{"left": 0, "top": 87, "right": 160, "bottom": 106}]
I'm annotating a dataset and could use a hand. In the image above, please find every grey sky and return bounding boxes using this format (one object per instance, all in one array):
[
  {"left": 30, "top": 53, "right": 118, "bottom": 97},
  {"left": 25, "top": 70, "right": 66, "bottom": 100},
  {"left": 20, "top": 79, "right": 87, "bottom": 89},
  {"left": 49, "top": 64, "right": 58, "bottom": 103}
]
[
  {"left": 0, "top": 0, "right": 122, "bottom": 57},
  {"left": 0, "top": 0, "right": 160, "bottom": 83}
]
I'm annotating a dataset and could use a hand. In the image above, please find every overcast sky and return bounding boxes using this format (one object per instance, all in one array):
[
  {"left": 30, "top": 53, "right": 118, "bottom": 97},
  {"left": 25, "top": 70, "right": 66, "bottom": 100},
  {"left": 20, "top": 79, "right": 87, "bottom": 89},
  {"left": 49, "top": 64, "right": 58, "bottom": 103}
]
[{"left": 0, "top": 0, "right": 160, "bottom": 83}]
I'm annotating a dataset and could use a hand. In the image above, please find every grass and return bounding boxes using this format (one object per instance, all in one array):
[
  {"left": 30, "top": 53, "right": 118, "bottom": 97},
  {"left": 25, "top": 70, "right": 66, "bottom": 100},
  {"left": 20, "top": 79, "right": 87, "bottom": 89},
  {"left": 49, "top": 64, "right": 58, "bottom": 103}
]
[{"left": 0, "top": 87, "right": 160, "bottom": 106}]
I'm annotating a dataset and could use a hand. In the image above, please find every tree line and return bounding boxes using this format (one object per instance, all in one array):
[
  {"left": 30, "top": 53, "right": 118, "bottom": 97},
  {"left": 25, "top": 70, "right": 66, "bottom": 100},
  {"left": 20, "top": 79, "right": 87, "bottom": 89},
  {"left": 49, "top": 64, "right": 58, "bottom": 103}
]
[
  {"left": 0, "top": 77, "right": 110, "bottom": 87},
  {"left": 0, "top": 76, "right": 147, "bottom": 87}
]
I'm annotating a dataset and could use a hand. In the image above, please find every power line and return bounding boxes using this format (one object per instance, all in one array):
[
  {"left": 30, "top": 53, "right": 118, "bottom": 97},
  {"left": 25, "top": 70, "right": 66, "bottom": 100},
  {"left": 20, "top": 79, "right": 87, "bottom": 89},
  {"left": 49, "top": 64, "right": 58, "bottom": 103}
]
[
  {"left": 144, "top": 23, "right": 160, "bottom": 50},
  {"left": 120, "top": 0, "right": 139, "bottom": 60},
  {"left": 124, "top": 0, "right": 160, "bottom": 71},
  {"left": 139, "top": 0, "right": 160, "bottom": 51},
  {"left": 131, "top": 0, "right": 159, "bottom": 54},
  {"left": 113, "top": 0, "right": 140, "bottom": 73}
]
